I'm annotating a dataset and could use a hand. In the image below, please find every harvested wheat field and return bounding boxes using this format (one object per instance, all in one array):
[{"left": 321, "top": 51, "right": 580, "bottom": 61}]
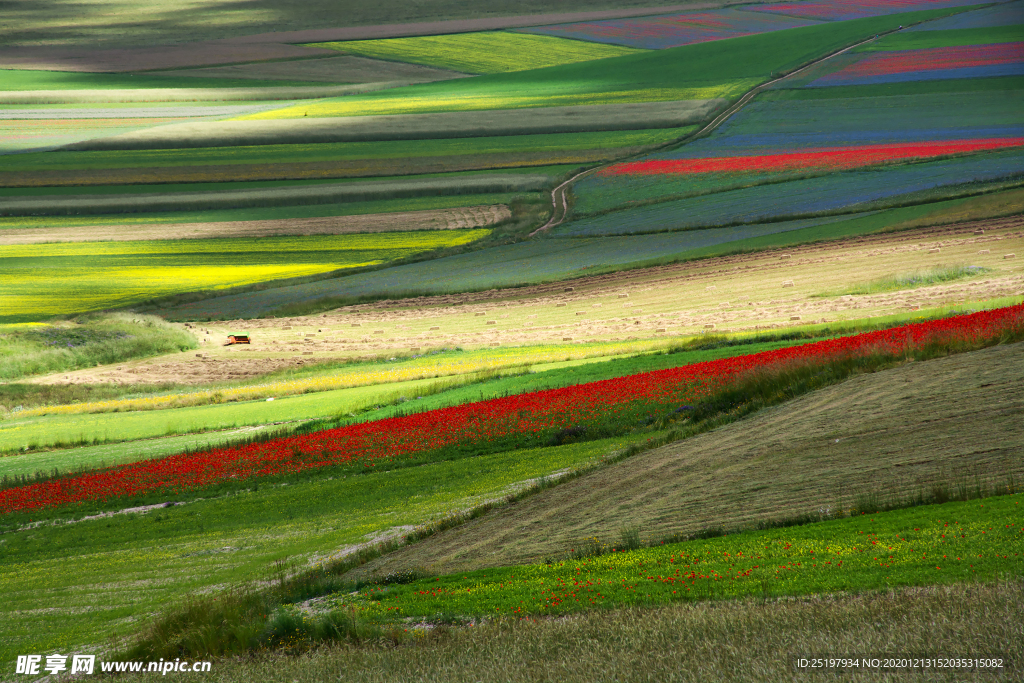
[
  {"left": 344, "top": 340, "right": 1024, "bottom": 580},
  {"left": 0, "top": 204, "right": 511, "bottom": 244},
  {"left": 30, "top": 217, "right": 1024, "bottom": 387}
]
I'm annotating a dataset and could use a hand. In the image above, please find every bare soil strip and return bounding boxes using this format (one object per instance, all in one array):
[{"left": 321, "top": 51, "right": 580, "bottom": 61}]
[
  {"left": 344, "top": 341, "right": 1024, "bottom": 580},
  {"left": 31, "top": 217, "right": 1024, "bottom": 387},
  {"left": 0, "top": 204, "right": 510, "bottom": 244},
  {"left": 67, "top": 100, "right": 723, "bottom": 151}
]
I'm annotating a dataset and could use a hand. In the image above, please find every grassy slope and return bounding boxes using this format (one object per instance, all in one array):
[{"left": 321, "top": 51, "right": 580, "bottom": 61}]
[
  {"left": 0, "top": 313, "right": 196, "bottom": 381},
  {"left": 344, "top": 341, "right": 1024, "bottom": 579},
  {"left": 248, "top": 9, "right": 964, "bottom": 119},
  {"left": 0, "top": 435, "right": 641, "bottom": 663},
  {"left": 340, "top": 494, "right": 1024, "bottom": 618}
]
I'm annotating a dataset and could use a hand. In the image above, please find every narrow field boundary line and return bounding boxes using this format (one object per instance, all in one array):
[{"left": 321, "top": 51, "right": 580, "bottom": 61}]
[{"left": 529, "top": 28, "right": 902, "bottom": 238}]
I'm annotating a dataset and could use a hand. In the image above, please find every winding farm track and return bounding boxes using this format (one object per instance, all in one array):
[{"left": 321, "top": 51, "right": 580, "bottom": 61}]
[{"left": 529, "top": 28, "right": 902, "bottom": 237}]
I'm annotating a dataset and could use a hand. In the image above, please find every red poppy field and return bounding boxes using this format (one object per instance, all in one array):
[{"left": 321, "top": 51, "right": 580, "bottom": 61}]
[
  {"left": 4, "top": 304, "right": 1021, "bottom": 516},
  {"left": 598, "top": 137, "right": 1024, "bottom": 176}
]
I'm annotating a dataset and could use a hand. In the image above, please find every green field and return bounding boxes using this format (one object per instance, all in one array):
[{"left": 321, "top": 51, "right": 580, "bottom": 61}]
[
  {"left": 310, "top": 32, "right": 644, "bottom": 74},
  {"left": 0, "top": 435, "right": 639, "bottom": 663},
  {"left": 0, "top": 230, "right": 489, "bottom": 322},
  {"left": 0, "top": 313, "right": 196, "bottom": 382},
  {"left": 855, "top": 24, "right": 1024, "bottom": 51},
  {"left": 0, "top": 129, "right": 688, "bottom": 173},
  {"left": 334, "top": 494, "right": 1024, "bottom": 620},
  {"left": 0, "top": 192, "right": 533, "bottom": 231}
]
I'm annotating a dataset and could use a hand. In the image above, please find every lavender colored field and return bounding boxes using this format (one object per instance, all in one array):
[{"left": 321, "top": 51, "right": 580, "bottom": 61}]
[
  {"left": 569, "top": 89, "right": 1024, "bottom": 215},
  {"left": 653, "top": 90, "right": 1024, "bottom": 157},
  {"left": 748, "top": 0, "right": 984, "bottom": 22},
  {"left": 562, "top": 149, "right": 1024, "bottom": 236},
  {"left": 516, "top": 9, "right": 822, "bottom": 50},
  {"left": 808, "top": 42, "right": 1024, "bottom": 86},
  {"left": 906, "top": 1, "right": 1024, "bottom": 31}
]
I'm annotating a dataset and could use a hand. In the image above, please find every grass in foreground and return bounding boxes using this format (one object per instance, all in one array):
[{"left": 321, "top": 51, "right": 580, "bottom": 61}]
[
  {"left": 118, "top": 579, "right": 1024, "bottom": 683},
  {"left": 0, "top": 313, "right": 195, "bottom": 383}
]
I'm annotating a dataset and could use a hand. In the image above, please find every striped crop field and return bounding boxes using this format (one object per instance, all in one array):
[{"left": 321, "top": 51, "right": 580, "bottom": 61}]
[
  {"left": 564, "top": 148, "right": 1024, "bottom": 235},
  {"left": 600, "top": 138, "right": 1024, "bottom": 176},
  {"left": 517, "top": 8, "right": 823, "bottom": 50},
  {"left": 0, "top": 230, "right": 489, "bottom": 322},
  {"left": 808, "top": 42, "right": 1024, "bottom": 86},
  {"left": 570, "top": 80, "right": 1024, "bottom": 216},
  {"left": 748, "top": 0, "right": 985, "bottom": 22},
  {"left": 308, "top": 33, "right": 644, "bottom": 75},
  {"left": 904, "top": 1, "right": 1024, "bottom": 31}
]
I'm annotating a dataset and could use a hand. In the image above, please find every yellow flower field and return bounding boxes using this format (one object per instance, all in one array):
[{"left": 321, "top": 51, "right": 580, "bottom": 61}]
[
  {"left": 308, "top": 32, "right": 644, "bottom": 74},
  {"left": 240, "top": 84, "right": 753, "bottom": 120},
  {"left": 1, "top": 230, "right": 490, "bottom": 321}
]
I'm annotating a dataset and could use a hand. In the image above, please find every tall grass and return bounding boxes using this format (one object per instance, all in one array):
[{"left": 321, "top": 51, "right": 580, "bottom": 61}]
[
  {"left": 0, "top": 313, "right": 196, "bottom": 382},
  {"left": 816, "top": 264, "right": 991, "bottom": 297},
  {"left": 120, "top": 579, "right": 1024, "bottom": 683}
]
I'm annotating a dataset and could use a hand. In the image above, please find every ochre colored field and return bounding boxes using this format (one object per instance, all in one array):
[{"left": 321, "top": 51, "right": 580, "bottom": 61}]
[{"left": 310, "top": 32, "right": 643, "bottom": 74}]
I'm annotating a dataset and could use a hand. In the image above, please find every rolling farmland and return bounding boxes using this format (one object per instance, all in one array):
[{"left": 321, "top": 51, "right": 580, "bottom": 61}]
[{"left": 2, "top": 0, "right": 1023, "bottom": 679}]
